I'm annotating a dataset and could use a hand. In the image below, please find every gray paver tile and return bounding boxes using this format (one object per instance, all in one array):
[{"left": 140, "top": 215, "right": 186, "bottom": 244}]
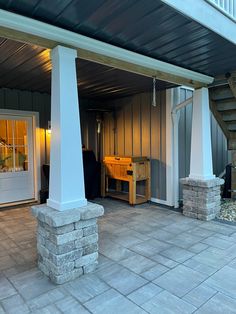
[
  {"left": 27, "top": 288, "right": 66, "bottom": 311},
  {"left": 33, "top": 304, "right": 61, "bottom": 314},
  {"left": 199, "top": 223, "right": 235, "bottom": 236},
  {"left": 110, "top": 234, "right": 143, "bottom": 247},
  {"left": 84, "top": 288, "right": 146, "bottom": 314},
  {"left": 130, "top": 239, "right": 171, "bottom": 257},
  {"left": 96, "top": 254, "right": 115, "bottom": 271},
  {"left": 186, "top": 227, "right": 214, "bottom": 238},
  {"left": 204, "top": 265, "right": 236, "bottom": 299},
  {"left": 0, "top": 275, "right": 17, "bottom": 300},
  {"left": 191, "top": 247, "right": 232, "bottom": 269},
  {"left": 188, "top": 243, "right": 209, "bottom": 254},
  {"left": 167, "top": 233, "right": 202, "bottom": 249},
  {"left": 55, "top": 296, "right": 90, "bottom": 314},
  {"left": 201, "top": 235, "right": 234, "bottom": 250},
  {"left": 0, "top": 255, "right": 16, "bottom": 271},
  {"left": 96, "top": 263, "right": 147, "bottom": 295},
  {"left": 195, "top": 292, "right": 236, "bottom": 314},
  {"left": 64, "top": 273, "right": 109, "bottom": 303},
  {"left": 1, "top": 294, "right": 30, "bottom": 314},
  {"left": 141, "top": 263, "right": 169, "bottom": 281},
  {"left": 141, "top": 290, "right": 196, "bottom": 314},
  {"left": 153, "top": 265, "right": 207, "bottom": 297},
  {"left": 127, "top": 283, "right": 162, "bottom": 306},
  {"left": 150, "top": 254, "right": 179, "bottom": 268},
  {"left": 183, "top": 258, "right": 218, "bottom": 276},
  {"left": 119, "top": 253, "right": 156, "bottom": 274},
  {"left": 99, "top": 238, "right": 135, "bottom": 261},
  {"left": 183, "top": 284, "right": 217, "bottom": 307},
  {"left": 9, "top": 269, "right": 55, "bottom": 301},
  {"left": 160, "top": 246, "right": 195, "bottom": 263},
  {"left": 147, "top": 229, "right": 175, "bottom": 241},
  {"left": 0, "top": 304, "right": 4, "bottom": 314}
]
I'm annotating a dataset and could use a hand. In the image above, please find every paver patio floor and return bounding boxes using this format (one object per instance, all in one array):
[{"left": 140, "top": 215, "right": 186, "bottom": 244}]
[{"left": 1, "top": 199, "right": 236, "bottom": 313}]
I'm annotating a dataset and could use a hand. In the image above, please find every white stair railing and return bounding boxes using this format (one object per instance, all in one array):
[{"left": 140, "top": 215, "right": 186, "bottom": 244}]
[{"left": 206, "top": 0, "right": 236, "bottom": 21}]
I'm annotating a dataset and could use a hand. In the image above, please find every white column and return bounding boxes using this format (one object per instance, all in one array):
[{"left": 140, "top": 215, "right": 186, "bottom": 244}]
[
  {"left": 189, "top": 87, "right": 215, "bottom": 180},
  {"left": 166, "top": 88, "right": 175, "bottom": 206},
  {"left": 47, "top": 45, "right": 87, "bottom": 211}
]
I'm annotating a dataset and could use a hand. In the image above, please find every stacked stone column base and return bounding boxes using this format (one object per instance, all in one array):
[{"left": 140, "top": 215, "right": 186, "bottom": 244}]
[
  {"left": 32, "top": 202, "right": 104, "bottom": 284},
  {"left": 180, "top": 177, "right": 224, "bottom": 221}
]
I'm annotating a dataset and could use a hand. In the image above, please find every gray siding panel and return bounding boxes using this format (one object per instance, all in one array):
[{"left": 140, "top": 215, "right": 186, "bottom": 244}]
[
  {"left": 5, "top": 89, "right": 19, "bottom": 110},
  {"left": 102, "top": 92, "right": 167, "bottom": 201}
]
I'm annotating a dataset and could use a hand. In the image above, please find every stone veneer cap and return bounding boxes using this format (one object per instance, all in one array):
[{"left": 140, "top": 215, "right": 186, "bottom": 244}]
[
  {"left": 180, "top": 177, "right": 224, "bottom": 188},
  {"left": 31, "top": 202, "right": 104, "bottom": 227}
]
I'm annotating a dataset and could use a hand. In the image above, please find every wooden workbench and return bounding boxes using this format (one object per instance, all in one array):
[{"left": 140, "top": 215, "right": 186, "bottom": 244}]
[{"left": 101, "top": 156, "right": 151, "bottom": 205}]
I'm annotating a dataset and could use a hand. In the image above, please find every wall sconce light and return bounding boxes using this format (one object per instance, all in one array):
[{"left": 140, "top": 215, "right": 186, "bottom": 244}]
[{"left": 47, "top": 121, "right": 51, "bottom": 134}]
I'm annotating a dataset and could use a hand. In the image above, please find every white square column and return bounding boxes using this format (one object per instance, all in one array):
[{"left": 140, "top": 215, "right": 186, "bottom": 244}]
[
  {"left": 189, "top": 87, "right": 215, "bottom": 180},
  {"left": 181, "top": 87, "right": 224, "bottom": 220},
  {"left": 32, "top": 46, "right": 104, "bottom": 284},
  {"left": 47, "top": 45, "right": 87, "bottom": 211}
]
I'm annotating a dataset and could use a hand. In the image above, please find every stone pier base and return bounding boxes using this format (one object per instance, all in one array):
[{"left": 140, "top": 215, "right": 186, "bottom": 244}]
[
  {"left": 31, "top": 202, "right": 104, "bottom": 284},
  {"left": 180, "top": 177, "right": 224, "bottom": 221}
]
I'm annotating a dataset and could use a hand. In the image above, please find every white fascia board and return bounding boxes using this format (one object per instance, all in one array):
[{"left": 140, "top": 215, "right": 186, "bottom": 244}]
[
  {"left": 161, "top": 0, "right": 236, "bottom": 45},
  {"left": 0, "top": 9, "right": 213, "bottom": 85}
]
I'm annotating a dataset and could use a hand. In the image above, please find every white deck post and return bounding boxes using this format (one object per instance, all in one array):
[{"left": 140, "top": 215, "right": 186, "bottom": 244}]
[
  {"left": 47, "top": 45, "right": 87, "bottom": 211},
  {"left": 181, "top": 87, "right": 223, "bottom": 221},
  {"left": 189, "top": 87, "right": 215, "bottom": 180}
]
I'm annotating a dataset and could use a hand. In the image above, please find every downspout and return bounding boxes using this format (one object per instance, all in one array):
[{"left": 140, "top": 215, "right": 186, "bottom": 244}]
[{"left": 171, "top": 92, "right": 193, "bottom": 208}]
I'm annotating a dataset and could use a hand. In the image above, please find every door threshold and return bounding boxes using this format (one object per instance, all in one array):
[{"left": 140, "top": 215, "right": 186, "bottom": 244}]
[{"left": 0, "top": 199, "right": 38, "bottom": 210}]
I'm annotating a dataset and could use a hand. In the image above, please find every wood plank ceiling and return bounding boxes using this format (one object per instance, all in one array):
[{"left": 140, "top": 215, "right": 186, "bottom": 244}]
[
  {"left": 0, "top": 37, "right": 174, "bottom": 98},
  {"left": 0, "top": 0, "right": 236, "bottom": 98},
  {"left": 0, "top": 0, "right": 236, "bottom": 77}
]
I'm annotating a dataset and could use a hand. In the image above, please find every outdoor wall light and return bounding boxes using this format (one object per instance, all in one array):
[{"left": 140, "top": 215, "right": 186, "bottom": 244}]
[{"left": 47, "top": 121, "right": 51, "bottom": 134}]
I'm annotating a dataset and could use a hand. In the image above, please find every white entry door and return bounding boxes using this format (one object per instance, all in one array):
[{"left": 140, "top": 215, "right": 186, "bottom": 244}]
[{"left": 0, "top": 115, "right": 35, "bottom": 204}]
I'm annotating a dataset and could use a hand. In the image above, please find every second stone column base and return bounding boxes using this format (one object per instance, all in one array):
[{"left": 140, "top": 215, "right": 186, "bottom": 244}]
[{"left": 180, "top": 177, "right": 224, "bottom": 221}]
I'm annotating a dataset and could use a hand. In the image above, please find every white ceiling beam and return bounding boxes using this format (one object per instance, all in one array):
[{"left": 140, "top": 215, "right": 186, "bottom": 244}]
[{"left": 0, "top": 9, "right": 214, "bottom": 88}]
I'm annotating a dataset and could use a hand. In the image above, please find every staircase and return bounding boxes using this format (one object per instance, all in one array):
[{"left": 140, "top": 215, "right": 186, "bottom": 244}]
[
  {"left": 210, "top": 74, "right": 236, "bottom": 197},
  {"left": 210, "top": 74, "right": 236, "bottom": 150}
]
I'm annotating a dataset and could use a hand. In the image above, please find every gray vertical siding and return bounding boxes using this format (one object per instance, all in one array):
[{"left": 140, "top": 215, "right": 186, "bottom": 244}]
[
  {"left": 178, "top": 87, "right": 229, "bottom": 198},
  {"left": 102, "top": 92, "right": 167, "bottom": 201},
  {"left": 0, "top": 88, "right": 51, "bottom": 129},
  {"left": 178, "top": 88, "right": 193, "bottom": 184}
]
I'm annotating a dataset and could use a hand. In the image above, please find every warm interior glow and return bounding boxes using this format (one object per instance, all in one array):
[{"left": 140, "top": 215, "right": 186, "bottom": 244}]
[{"left": 0, "top": 119, "right": 28, "bottom": 172}]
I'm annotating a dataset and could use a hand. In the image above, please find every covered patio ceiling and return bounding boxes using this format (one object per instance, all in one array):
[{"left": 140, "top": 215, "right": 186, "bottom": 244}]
[
  {"left": 0, "top": 37, "right": 174, "bottom": 99},
  {"left": 0, "top": 0, "right": 236, "bottom": 78}
]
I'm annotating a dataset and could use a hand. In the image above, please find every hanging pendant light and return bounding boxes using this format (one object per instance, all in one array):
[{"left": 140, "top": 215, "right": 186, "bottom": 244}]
[{"left": 152, "top": 77, "right": 157, "bottom": 107}]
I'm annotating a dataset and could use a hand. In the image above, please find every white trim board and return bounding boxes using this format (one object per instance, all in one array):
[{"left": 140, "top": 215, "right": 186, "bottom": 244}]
[
  {"left": 0, "top": 9, "right": 213, "bottom": 88},
  {"left": 151, "top": 197, "right": 173, "bottom": 207},
  {"left": 0, "top": 109, "right": 41, "bottom": 204}
]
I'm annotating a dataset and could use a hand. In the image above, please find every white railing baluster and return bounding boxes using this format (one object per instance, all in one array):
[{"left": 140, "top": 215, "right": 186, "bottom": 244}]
[{"left": 206, "top": 0, "right": 236, "bottom": 21}]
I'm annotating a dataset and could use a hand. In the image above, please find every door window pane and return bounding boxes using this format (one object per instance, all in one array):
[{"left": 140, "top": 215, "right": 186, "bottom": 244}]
[
  {"left": 0, "top": 147, "right": 13, "bottom": 172},
  {"left": 0, "top": 119, "right": 29, "bottom": 173},
  {"left": 0, "top": 120, "right": 13, "bottom": 145},
  {"left": 15, "top": 120, "right": 27, "bottom": 146},
  {"left": 15, "top": 147, "right": 28, "bottom": 171}
]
